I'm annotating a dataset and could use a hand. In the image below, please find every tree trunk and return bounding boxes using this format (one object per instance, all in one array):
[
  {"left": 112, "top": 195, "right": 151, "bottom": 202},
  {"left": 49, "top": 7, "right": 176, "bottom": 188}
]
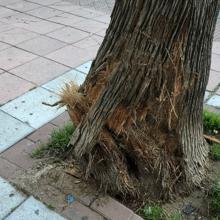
[{"left": 61, "top": 0, "right": 219, "bottom": 199}]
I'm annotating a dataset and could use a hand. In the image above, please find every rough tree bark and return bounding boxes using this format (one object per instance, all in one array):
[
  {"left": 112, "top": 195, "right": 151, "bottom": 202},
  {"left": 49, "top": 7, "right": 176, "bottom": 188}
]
[{"left": 60, "top": 0, "right": 219, "bottom": 199}]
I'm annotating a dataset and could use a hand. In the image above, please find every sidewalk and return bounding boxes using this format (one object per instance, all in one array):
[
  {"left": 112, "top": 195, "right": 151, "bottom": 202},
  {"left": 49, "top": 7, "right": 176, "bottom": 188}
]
[{"left": 0, "top": 0, "right": 219, "bottom": 219}]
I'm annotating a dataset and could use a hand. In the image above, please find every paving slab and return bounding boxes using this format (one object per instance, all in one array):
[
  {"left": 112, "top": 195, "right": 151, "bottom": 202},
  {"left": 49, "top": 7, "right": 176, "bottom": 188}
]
[
  {"left": 0, "top": 0, "right": 21, "bottom": 6},
  {"left": 0, "top": 47, "right": 37, "bottom": 70},
  {"left": 207, "top": 95, "right": 220, "bottom": 108},
  {"left": 0, "top": 7, "right": 17, "bottom": 18},
  {"left": 0, "top": 87, "right": 65, "bottom": 129},
  {"left": 62, "top": 200, "right": 104, "bottom": 220},
  {"left": 17, "top": 35, "right": 66, "bottom": 56},
  {"left": 10, "top": 57, "right": 70, "bottom": 85},
  {"left": 42, "top": 69, "right": 86, "bottom": 94},
  {"left": 76, "top": 60, "right": 92, "bottom": 74},
  {"left": 206, "top": 69, "right": 220, "bottom": 91},
  {"left": 0, "top": 72, "right": 35, "bottom": 105},
  {"left": 48, "top": 12, "right": 86, "bottom": 27},
  {"left": 0, "top": 110, "right": 34, "bottom": 153},
  {"left": 69, "top": 6, "right": 104, "bottom": 19},
  {"left": 5, "top": 196, "right": 67, "bottom": 220},
  {"left": 46, "top": 45, "right": 94, "bottom": 67},
  {"left": 6, "top": 1, "right": 40, "bottom": 12},
  {"left": 0, "top": 27, "right": 38, "bottom": 45},
  {"left": 0, "top": 41, "right": 10, "bottom": 51},
  {"left": 27, "top": 6, "right": 63, "bottom": 19},
  {"left": 47, "top": 26, "right": 89, "bottom": 44},
  {"left": 50, "top": 1, "right": 85, "bottom": 12},
  {"left": 0, "top": 21, "right": 14, "bottom": 32},
  {"left": 27, "top": 0, "right": 61, "bottom": 6},
  {"left": 0, "top": 157, "right": 21, "bottom": 179},
  {"left": 1, "top": 139, "right": 37, "bottom": 170},
  {"left": 2, "top": 13, "right": 63, "bottom": 34},
  {"left": 91, "top": 196, "right": 134, "bottom": 220},
  {"left": 72, "top": 19, "right": 107, "bottom": 33},
  {"left": 211, "top": 53, "right": 220, "bottom": 72},
  {"left": 212, "top": 41, "right": 220, "bottom": 55},
  {"left": 0, "top": 176, "right": 26, "bottom": 219}
]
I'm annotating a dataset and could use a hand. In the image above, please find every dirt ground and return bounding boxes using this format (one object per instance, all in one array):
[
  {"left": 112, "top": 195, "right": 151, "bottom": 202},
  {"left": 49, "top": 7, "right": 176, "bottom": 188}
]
[{"left": 7, "top": 158, "right": 220, "bottom": 220}]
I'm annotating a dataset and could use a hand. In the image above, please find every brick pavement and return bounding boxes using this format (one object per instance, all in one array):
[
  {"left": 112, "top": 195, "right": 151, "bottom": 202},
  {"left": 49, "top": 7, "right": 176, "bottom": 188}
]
[{"left": 0, "top": 0, "right": 219, "bottom": 219}]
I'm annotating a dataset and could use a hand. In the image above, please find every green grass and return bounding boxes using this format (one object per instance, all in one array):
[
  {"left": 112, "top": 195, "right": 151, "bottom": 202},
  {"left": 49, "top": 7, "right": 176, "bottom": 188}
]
[
  {"left": 32, "top": 122, "right": 74, "bottom": 158},
  {"left": 211, "top": 182, "right": 220, "bottom": 217},
  {"left": 140, "top": 204, "right": 182, "bottom": 220},
  {"left": 203, "top": 110, "right": 220, "bottom": 133},
  {"left": 210, "top": 144, "right": 220, "bottom": 161}
]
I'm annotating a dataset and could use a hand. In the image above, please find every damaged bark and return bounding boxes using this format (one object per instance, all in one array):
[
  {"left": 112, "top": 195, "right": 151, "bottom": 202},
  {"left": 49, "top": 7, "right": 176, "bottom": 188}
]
[{"left": 60, "top": 0, "right": 220, "bottom": 199}]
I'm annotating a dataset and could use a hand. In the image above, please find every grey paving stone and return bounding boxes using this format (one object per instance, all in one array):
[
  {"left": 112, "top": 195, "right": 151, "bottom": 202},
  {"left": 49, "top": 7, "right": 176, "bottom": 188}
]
[
  {"left": 27, "top": 0, "right": 61, "bottom": 6},
  {"left": 48, "top": 12, "right": 85, "bottom": 27},
  {"left": 0, "top": 47, "right": 37, "bottom": 70},
  {"left": 42, "top": 69, "right": 86, "bottom": 94},
  {"left": 0, "top": 176, "right": 26, "bottom": 219},
  {"left": 47, "top": 26, "right": 89, "bottom": 44},
  {"left": 0, "top": 0, "right": 21, "bottom": 6},
  {"left": 0, "top": 87, "right": 65, "bottom": 129},
  {"left": 72, "top": 19, "right": 108, "bottom": 33},
  {"left": 27, "top": 6, "right": 63, "bottom": 19},
  {"left": 0, "top": 110, "right": 34, "bottom": 153},
  {"left": 207, "top": 95, "right": 220, "bottom": 108},
  {"left": 76, "top": 60, "right": 92, "bottom": 74},
  {"left": 17, "top": 35, "right": 67, "bottom": 56},
  {"left": 5, "top": 196, "right": 67, "bottom": 220},
  {"left": 212, "top": 41, "right": 220, "bottom": 55},
  {"left": 6, "top": 1, "right": 40, "bottom": 12},
  {"left": 0, "top": 27, "right": 38, "bottom": 45},
  {"left": 211, "top": 53, "right": 220, "bottom": 72},
  {"left": 0, "top": 7, "right": 17, "bottom": 18}
]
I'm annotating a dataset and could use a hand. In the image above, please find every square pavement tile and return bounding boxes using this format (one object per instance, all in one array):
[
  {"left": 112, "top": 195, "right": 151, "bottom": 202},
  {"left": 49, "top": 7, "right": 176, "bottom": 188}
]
[
  {"left": 62, "top": 201, "right": 103, "bottom": 220},
  {"left": 212, "top": 41, "right": 220, "bottom": 55},
  {"left": 10, "top": 57, "right": 70, "bottom": 85},
  {"left": 6, "top": 1, "right": 40, "bottom": 12},
  {"left": 207, "top": 95, "right": 220, "bottom": 108},
  {"left": 47, "top": 26, "right": 89, "bottom": 44},
  {"left": 0, "top": 72, "right": 35, "bottom": 105},
  {"left": 48, "top": 13, "right": 85, "bottom": 27},
  {"left": 0, "top": 87, "right": 65, "bottom": 129},
  {"left": 0, "top": 7, "right": 17, "bottom": 18},
  {"left": 206, "top": 70, "right": 220, "bottom": 91},
  {"left": 42, "top": 69, "right": 86, "bottom": 94},
  {"left": 27, "top": 6, "right": 63, "bottom": 19},
  {"left": 72, "top": 19, "right": 108, "bottom": 34},
  {"left": 91, "top": 196, "right": 134, "bottom": 220},
  {"left": 2, "top": 13, "right": 63, "bottom": 34},
  {"left": 211, "top": 53, "right": 220, "bottom": 72},
  {"left": 0, "top": 27, "right": 38, "bottom": 45},
  {"left": 50, "top": 1, "right": 84, "bottom": 12},
  {"left": 46, "top": 45, "right": 95, "bottom": 67},
  {"left": 1, "top": 139, "right": 37, "bottom": 170},
  {"left": 0, "top": 47, "right": 37, "bottom": 70},
  {"left": 0, "top": 110, "right": 34, "bottom": 153},
  {"left": 76, "top": 60, "right": 92, "bottom": 74},
  {"left": 69, "top": 6, "right": 104, "bottom": 19},
  {"left": 28, "top": 0, "right": 61, "bottom": 6},
  {"left": 0, "top": 21, "right": 14, "bottom": 32},
  {"left": 0, "top": 177, "right": 26, "bottom": 219},
  {"left": 5, "top": 196, "right": 67, "bottom": 220},
  {"left": 17, "top": 35, "right": 66, "bottom": 56},
  {"left": 0, "top": 41, "right": 10, "bottom": 51},
  {"left": 0, "top": 0, "right": 21, "bottom": 6}
]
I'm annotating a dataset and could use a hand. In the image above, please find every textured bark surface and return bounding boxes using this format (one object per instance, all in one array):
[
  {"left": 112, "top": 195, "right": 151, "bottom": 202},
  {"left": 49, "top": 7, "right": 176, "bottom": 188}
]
[{"left": 61, "top": 0, "right": 220, "bottom": 199}]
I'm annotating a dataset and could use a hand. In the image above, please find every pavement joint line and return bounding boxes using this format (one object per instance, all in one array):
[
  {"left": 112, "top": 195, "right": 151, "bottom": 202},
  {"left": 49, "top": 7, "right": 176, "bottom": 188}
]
[{"left": 1, "top": 2, "right": 108, "bottom": 36}]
